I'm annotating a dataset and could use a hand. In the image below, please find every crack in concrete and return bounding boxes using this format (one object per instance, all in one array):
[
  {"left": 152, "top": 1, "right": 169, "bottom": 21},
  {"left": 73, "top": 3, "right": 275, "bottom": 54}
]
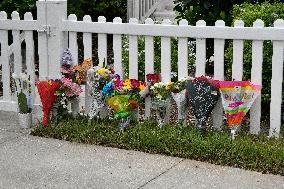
[{"left": 137, "top": 158, "right": 185, "bottom": 189}]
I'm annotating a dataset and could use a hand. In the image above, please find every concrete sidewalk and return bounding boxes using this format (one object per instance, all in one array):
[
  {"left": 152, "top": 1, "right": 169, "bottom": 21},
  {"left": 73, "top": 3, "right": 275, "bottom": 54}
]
[{"left": 0, "top": 112, "right": 283, "bottom": 189}]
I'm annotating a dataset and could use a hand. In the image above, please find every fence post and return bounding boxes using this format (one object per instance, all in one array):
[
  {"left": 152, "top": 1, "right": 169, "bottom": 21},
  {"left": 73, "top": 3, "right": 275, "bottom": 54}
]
[{"left": 37, "top": 0, "right": 68, "bottom": 80}]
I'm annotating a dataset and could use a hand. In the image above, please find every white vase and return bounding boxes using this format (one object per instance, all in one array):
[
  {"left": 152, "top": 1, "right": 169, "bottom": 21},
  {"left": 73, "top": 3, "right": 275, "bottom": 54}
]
[{"left": 18, "top": 113, "right": 32, "bottom": 129}]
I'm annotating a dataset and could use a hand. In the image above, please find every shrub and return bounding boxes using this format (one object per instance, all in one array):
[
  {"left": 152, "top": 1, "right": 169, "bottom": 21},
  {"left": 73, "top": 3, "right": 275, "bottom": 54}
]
[
  {"left": 174, "top": 0, "right": 280, "bottom": 26},
  {"left": 0, "top": 0, "right": 127, "bottom": 21},
  {"left": 225, "top": 2, "right": 284, "bottom": 105},
  {"left": 0, "top": 0, "right": 36, "bottom": 17}
]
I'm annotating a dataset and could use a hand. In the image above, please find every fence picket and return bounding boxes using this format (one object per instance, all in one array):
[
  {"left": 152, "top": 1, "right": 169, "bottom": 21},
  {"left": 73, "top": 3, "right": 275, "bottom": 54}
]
[
  {"left": 178, "top": 19, "right": 188, "bottom": 80},
  {"left": 213, "top": 20, "right": 225, "bottom": 130},
  {"left": 129, "top": 18, "right": 139, "bottom": 79},
  {"left": 195, "top": 20, "right": 206, "bottom": 77},
  {"left": 232, "top": 20, "right": 244, "bottom": 81},
  {"left": 11, "top": 11, "right": 22, "bottom": 94},
  {"left": 24, "top": 12, "right": 36, "bottom": 106},
  {"left": 68, "top": 14, "right": 78, "bottom": 65},
  {"left": 0, "top": 11, "right": 11, "bottom": 101},
  {"left": 161, "top": 19, "right": 172, "bottom": 82},
  {"left": 250, "top": 19, "right": 264, "bottom": 135},
  {"left": 83, "top": 16, "right": 92, "bottom": 114},
  {"left": 98, "top": 16, "right": 107, "bottom": 67},
  {"left": 144, "top": 18, "right": 154, "bottom": 118},
  {"left": 83, "top": 15, "right": 92, "bottom": 60},
  {"left": 113, "top": 17, "right": 123, "bottom": 78},
  {"left": 68, "top": 14, "right": 80, "bottom": 114},
  {"left": 269, "top": 20, "right": 284, "bottom": 138}
]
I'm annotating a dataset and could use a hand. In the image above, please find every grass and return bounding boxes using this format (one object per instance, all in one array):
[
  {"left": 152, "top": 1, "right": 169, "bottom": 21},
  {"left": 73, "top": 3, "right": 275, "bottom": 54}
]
[{"left": 31, "top": 116, "right": 284, "bottom": 176}]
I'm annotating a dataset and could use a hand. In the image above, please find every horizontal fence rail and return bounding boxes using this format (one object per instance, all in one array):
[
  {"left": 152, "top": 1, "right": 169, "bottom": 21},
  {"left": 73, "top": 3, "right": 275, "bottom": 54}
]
[
  {"left": 62, "top": 20, "right": 284, "bottom": 40},
  {"left": 0, "top": 0, "right": 284, "bottom": 138}
]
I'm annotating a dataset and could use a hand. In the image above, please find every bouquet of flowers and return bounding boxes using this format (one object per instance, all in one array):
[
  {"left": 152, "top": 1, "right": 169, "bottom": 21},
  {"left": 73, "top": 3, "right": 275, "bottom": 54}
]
[
  {"left": 12, "top": 73, "right": 33, "bottom": 114},
  {"left": 187, "top": 76, "right": 220, "bottom": 130},
  {"left": 54, "top": 78, "right": 83, "bottom": 117},
  {"left": 105, "top": 78, "right": 145, "bottom": 129},
  {"left": 72, "top": 59, "right": 92, "bottom": 84},
  {"left": 171, "top": 78, "right": 188, "bottom": 125},
  {"left": 87, "top": 66, "right": 116, "bottom": 119},
  {"left": 219, "top": 81, "right": 261, "bottom": 139},
  {"left": 150, "top": 81, "right": 174, "bottom": 128},
  {"left": 36, "top": 80, "right": 61, "bottom": 126}
]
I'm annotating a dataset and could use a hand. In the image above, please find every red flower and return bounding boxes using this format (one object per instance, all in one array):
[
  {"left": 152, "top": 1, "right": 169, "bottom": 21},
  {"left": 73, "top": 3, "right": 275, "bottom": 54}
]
[
  {"left": 130, "top": 79, "right": 140, "bottom": 88},
  {"left": 146, "top": 73, "right": 161, "bottom": 83},
  {"left": 36, "top": 80, "right": 61, "bottom": 126}
]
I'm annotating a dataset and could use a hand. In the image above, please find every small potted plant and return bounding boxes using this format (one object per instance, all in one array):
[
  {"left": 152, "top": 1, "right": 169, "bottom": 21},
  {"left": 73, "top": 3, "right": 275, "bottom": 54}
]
[{"left": 13, "top": 73, "right": 33, "bottom": 129}]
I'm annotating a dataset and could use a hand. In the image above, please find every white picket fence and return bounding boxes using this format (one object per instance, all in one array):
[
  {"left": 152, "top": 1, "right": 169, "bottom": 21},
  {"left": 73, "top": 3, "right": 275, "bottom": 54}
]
[{"left": 0, "top": 0, "right": 284, "bottom": 138}]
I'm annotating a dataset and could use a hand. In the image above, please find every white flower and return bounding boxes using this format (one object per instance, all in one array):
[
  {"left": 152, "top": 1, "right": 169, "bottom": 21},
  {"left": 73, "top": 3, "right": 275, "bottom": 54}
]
[
  {"left": 19, "top": 73, "right": 29, "bottom": 81},
  {"left": 63, "top": 105, "right": 67, "bottom": 109}
]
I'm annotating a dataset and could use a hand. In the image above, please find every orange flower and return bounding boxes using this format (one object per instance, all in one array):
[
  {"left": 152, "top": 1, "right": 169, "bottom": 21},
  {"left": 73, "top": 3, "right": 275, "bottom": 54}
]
[{"left": 139, "top": 84, "right": 145, "bottom": 90}]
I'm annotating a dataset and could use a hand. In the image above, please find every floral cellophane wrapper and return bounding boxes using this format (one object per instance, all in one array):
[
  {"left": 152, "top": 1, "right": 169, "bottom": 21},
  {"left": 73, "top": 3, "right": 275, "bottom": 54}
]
[
  {"left": 219, "top": 81, "right": 261, "bottom": 129},
  {"left": 171, "top": 89, "right": 187, "bottom": 123},
  {"left": 107, "top": 95, "right": 131, "bottom": 118},
  {"left": 36, "top": 80, "right": 61, "bottom": 126},
  {"left": 187, "top": 76, "right": 220, "bottom": 129},
  {"left": 152, "top": 96, "right": 171, "bottom": 128},
  {"left": 87, "top": 69, "right": 106, "bottom": 119}
]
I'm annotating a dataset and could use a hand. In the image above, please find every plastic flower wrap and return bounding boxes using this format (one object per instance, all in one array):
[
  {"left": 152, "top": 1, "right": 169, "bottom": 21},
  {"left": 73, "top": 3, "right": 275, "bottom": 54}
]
[
  {"left": 36, "top": 80, "right": 61, "bottom": 126},
  {"left": 150, "top": 81, "right": 174, "bottom": 128},
  {"left": 219, "top": 81, "right": 261, "bottom": 139},
  {"left": 187, "top": 76, "right": 220, "bottom": 130},
  {"left": 72, "top": 59, "right": 92, "bottom": 84},
  {"left": 105, "top": 78, "right": 145, "bottom": 129},
  {"left": 171, "top": 78, "right": 188, "bottom": 124},
  {"left": 54, "top": 78, "right": 83, "bottom": 111},
  {"left": 12, "top": 73, "right": 33, "bottom": 114},
  {"left": 140, "top": 73, "right": 161, "bottom": 98},
  {"left": 87, "top": 66, "right": 116, "bottom": 119}
]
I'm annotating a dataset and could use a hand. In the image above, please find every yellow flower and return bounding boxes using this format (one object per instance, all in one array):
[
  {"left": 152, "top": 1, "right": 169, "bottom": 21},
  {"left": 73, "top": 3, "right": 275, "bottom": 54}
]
[
  {"left": 166, "top": 82, "right": 173, "bottom": 90},
  {"left": 123, "top": 85, "right": 132, "bottom": 91},
  {"left": 97, "top": 68, "right": 108, "bottom": 75},
  {"left": 123, "top": 79, "right": 131, "bottom": 86},
  {"left": 48, "top": 80, "right": 53, "bottom": 86}
]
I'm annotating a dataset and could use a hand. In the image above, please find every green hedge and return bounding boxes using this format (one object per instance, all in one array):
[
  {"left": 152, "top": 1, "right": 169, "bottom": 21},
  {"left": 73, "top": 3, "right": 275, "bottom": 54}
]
[
  {"left": 225, "top": 2, "right": 284, "bottom": 104},
  {"left": 31, "top": 117, "right": 284, "bottom": 176},
  {"left": 0, "top": 0, "right": 127, "bottom": 21}
]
